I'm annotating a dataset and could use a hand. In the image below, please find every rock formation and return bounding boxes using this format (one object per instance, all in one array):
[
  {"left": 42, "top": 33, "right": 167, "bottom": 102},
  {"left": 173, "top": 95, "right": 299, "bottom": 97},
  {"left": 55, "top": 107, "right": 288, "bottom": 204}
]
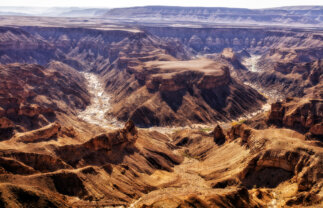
[
  {"left": 0, "top": 63, "right": 90, "bottom": 133},
  {"left": 267, "top": 98, "right": 323, "bottom": 139},
  {"left": 15, "top": 122, "right": 61, "bottom": 143},
  {"left": 105, "top": 57, "right": 266, "bottom": 126},
  {"left": 213, "top": 125, "right": 226, "bottom": 145}
]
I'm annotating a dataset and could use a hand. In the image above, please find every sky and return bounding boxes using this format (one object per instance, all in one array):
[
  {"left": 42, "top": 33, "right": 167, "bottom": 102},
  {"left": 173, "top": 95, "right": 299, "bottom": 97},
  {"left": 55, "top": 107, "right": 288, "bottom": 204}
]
[{"left": 1, "top": 0, "right": 323, "bottom": 9}]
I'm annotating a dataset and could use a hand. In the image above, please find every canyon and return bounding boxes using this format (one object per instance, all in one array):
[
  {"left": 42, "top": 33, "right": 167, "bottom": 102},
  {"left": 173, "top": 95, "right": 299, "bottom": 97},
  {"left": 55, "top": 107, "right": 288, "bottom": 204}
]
[{"left": 0, "top": 6, "right": 322, "bottom": 208}]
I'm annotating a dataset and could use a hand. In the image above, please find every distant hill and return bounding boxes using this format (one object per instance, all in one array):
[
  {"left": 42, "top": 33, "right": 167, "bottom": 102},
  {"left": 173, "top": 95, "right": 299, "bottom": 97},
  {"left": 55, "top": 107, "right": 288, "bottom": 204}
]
[
  {"left": 0, "top": 7, "right": 109, "bottom": 17},
  {"left": 0, "top": 6, "right": 322, "bottom": 27},
  {"left": 103, "top": 6, "right": 323, "bottom": 27}
]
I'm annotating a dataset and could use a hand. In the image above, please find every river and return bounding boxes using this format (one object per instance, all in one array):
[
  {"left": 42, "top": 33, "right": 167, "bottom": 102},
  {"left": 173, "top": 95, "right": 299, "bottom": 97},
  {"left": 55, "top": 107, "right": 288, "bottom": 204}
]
[{"left": 77, "top": 72, "right": 123, "bottom": 129}]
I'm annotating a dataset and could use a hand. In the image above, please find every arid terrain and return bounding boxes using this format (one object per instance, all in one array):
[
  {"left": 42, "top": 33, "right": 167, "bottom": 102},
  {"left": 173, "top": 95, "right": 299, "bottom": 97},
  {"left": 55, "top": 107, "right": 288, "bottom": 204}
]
[{"left": 0, "top": 5, "right": 322, "bottom": 208}]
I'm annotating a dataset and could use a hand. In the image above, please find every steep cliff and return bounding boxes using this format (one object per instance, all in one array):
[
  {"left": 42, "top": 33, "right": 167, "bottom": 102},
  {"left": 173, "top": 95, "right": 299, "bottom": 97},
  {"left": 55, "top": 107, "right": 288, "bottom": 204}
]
[
  {"left": 0, "top": 63, "right": 90, "bottom": 133},
  {"left": 104, "top": 57, "right": 266, "bottom": 126},
  {"left": 267, "top": 97, "right": 323, "bottom": 140}
]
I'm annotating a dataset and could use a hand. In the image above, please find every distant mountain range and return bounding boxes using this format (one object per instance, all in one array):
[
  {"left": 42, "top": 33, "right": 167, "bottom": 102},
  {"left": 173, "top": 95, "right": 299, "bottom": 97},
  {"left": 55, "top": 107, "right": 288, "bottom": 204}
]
[
  {"left": 0, "top": 6, "right": 322, "bottom": 27},
  {"left": 103, "top": 6, "right": 323, "bottom": 27},
  {"left": 0, "top": 7, "right": 108, "bottom": 17}
]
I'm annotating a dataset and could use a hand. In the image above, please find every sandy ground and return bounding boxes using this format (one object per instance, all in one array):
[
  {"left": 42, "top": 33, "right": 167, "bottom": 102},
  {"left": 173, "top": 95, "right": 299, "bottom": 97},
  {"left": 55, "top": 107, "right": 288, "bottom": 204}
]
[
  {"left": 78, "top": 72, "right": 123, "bottom": 129},
  {"left": 242, "top": 55, "right": 261, "bottom": 72}
]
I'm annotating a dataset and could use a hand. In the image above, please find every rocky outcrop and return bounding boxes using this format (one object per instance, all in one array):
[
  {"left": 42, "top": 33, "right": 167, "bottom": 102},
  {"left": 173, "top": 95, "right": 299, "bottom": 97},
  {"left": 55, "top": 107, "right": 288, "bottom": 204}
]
[
  {"left": 267, "top": 102, "right": 285, "bottom": 126},
  {"left": 213, "top": 125, "right": 226, "bottom": 145},
  {"left": 0, "top": 27, "right": 65, "bottom": 65},
  {"left": 145, "top": 66, "right": 231, "bottom": 92},
  {"left": 83, "top": 120, "right": 138, "bottom": 151},
  {"left": 105, "top": 58, "right": 266, "bottom": 126},
  {"left": 0, "top": 117, "right": 14, "bottom": 129},
  {"left": 18, "top": 104, "right": 43, "bottom": 117},
  {"left": 229, "top": 123, "right": 253, "bottom": 144},
  {"left": 140, "top": 188, "right": 263, "bottom": 208},
  {"left": 21, "top": 26, "right": 191, "bottom": 72},
  {"left": 55, "top": 121, "right": 181, "bottom": 171},
  {"left": 247, "top": 58, "right": 322, "bottom": 98},
  {"left": 0, "top": 63, "right": 90, "bottom": 131},
  {"left": 15, "top": 122, "right": 61, "bottom": 143},
  {"left": 0, "top": 150, "right": 72, "bottom": 172},
  {"left": 309, "top": 123, "right": 323, "bottom": 136},
  {"left": 267, "top": 98, "right": 323, "bottom": 138},
  {"left": 198, "top": 67, "right": 231, "bottom": 89},
  {"left": 0, "top": 183, "right": 68, "bottom": 208},
  {"left": 220, "top": 48, "right": 247, "bottom": 70},
  {"left": 261, "top": 47, "right": 323, "bottom": 65},
  {"left": 239, "top": 147, "right": 322, "bottom": 194},
  {"left": 0, "top": 117, "right": 15, "bottom": 140},
  {"left": 0, "top": 156, "right": 37, "bottom": 175}
]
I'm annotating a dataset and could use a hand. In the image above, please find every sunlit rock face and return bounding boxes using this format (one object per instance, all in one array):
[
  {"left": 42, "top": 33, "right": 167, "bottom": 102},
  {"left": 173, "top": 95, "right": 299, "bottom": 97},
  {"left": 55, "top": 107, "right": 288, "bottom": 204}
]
[
  {"left": 0, "top": 63, "right": 90, "bottom": 133},
  {"left": 267, "top": 98, "right": 323, "bottom": 138}
]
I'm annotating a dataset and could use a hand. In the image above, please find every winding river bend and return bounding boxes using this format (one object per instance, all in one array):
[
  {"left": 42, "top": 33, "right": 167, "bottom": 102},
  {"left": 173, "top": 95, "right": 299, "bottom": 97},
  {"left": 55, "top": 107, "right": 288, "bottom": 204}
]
[
  {"left": 78, "top": 72, "right": 122, "bottom": 128},
  {"left": 78, "top": 55, "right": 281, "bottom": 131}
]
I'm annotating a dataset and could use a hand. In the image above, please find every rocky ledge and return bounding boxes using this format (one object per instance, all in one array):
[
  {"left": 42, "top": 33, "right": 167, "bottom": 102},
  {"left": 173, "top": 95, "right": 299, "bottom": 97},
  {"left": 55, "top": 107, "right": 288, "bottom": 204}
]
[{"left": 267, "top": 97, "right": 323, "bottom": 139}]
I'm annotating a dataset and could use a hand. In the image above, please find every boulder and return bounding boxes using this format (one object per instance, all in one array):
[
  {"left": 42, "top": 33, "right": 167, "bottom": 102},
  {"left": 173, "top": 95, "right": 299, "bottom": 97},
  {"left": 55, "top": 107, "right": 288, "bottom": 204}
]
[{"left": 213, "top": 125, "right": 226, "bottom": 145}]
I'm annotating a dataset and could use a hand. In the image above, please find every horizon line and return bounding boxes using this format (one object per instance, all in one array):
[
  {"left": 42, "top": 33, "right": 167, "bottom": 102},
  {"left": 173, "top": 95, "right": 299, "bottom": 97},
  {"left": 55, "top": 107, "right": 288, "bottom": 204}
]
[{"left": 0, "top": 5, "right": 322, "bottom": 10}]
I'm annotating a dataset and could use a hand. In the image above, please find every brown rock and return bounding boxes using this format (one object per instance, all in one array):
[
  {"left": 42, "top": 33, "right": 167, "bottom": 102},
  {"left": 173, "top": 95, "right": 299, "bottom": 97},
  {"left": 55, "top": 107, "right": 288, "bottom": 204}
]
[
  {"left": 213, "top": 125, "right": 226, "bottom": 145},
  {"left": 267, "top": 98, "right": 323, "bottom": 134},
  {"left": 0, "top": 156, "right": 38, "bottom": 175},
  {"left": 197, "top": 67, "right": 230, "bottom": 89},
  {"left": 82, "top": 120, "right": 138, "bottom": 152},
  {"left": 18, "top": 103, "right": 41, "bottom": 117},
  {"left": 229, "top": 123, "right": 252, "bottom": 142},
  {"left": 159, "top": 78, "right": 186, "bottom": 92},
  {"left": 107, "top": 58, "right": 265, "bottom": 127},
  {"left": 309, "top": 122, "right": 323, "bottom": 136},
  {"left": 267, "top": 102, "right": 285, "bottom": 125},
  {"left": 16, "top": 122, "right": 61, "bottom": 143},
  {"left": 122, "top": 120, "right": 138, "bottom": 143},
  {"left": 0, "top": 107, "right": 5, "bottom": 117},
  {"left": 59, "top": 126, "right": 77, "bottom": 138},
  {"left": 0, "top": 63, "right": 90, "bottom": 130},
  {"left": 0, "top": 117, "right": 14, "bottom": 129}
]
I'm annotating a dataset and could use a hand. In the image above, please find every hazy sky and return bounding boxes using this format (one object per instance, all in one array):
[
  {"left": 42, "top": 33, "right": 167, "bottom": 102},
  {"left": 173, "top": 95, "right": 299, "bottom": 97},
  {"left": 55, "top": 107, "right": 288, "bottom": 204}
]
[{"left": 1, "top": 0, "right": 323, "bottom": 9}]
